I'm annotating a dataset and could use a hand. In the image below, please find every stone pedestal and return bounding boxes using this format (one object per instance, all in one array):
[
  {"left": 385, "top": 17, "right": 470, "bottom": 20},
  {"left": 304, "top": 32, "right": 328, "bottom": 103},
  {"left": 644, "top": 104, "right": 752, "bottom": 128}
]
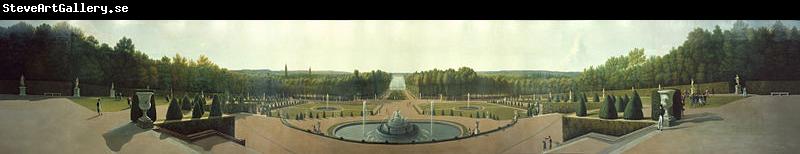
[
  {"left": 73, "top": 87, "right": 81, "bottom": 97},
  {"left": 19, "top": 86, "right": 26, "bottom": 96},
  {"left": 734, "top": 85, "right": 741, "bottom": 95},
  {"left": 110, "top": 89, "right": 116, "bottom": 97}
]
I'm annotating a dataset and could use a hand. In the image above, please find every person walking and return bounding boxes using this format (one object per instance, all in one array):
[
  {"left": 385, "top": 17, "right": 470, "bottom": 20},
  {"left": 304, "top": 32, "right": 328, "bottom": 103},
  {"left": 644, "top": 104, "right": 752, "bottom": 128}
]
[
  {"left": 96, "top": 98, "right": 102, "bottom": 115},
  {"left": 542, "top": 139, "right": 547, "bottom": 151},
  {"left": 548, "top": 136, "right": 553, "bottom": 149}
]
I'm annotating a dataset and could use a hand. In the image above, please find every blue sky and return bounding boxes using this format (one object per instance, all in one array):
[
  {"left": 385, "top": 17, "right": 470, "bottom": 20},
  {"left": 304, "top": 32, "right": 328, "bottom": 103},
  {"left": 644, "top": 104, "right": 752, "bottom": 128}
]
[{"left": 2, "top": 20, "right": 796, "bottom": 73}]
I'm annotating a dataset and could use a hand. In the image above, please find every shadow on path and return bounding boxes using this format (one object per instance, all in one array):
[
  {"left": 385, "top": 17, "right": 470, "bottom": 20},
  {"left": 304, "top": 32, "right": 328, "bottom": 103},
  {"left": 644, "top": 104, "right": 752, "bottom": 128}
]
[
  {"left": 86, "top": 114, "right": 101, "bottom": 120},
  {"left": 194, "top": 136, "right": 229, "bottom": 151},
  {"left": 674, "top": 112, "right": 723, "bottom": 126},
  {"left": 102, "top": 122, "right": 149, "bottom": 152}
]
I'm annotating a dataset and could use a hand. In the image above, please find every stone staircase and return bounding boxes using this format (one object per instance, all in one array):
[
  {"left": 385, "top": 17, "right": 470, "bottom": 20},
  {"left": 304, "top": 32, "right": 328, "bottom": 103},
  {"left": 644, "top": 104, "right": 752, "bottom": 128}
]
[{"left": 546, "top": 125, "right": 657, "bottom": 154}]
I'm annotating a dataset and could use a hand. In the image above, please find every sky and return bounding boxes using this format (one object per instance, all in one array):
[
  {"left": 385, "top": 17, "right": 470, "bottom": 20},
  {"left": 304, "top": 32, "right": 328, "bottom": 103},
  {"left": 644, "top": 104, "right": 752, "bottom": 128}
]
[{"left": 1, "top": 20, "right": 797, "bottom": 73}]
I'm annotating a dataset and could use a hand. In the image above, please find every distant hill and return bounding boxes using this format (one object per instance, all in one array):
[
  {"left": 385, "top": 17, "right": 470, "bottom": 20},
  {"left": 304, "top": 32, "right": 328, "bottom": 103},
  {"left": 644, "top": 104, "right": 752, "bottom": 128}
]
[
  {"left": 478, "top": 70, "right": 580, "bottom": 78},
  {"left": 232, "top": 69, "right": 350, "bottom": 77}
]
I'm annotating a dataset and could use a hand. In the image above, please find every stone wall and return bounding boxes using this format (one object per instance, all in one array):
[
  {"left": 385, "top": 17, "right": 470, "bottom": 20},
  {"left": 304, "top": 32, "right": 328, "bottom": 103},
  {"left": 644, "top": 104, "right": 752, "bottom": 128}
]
[
  {"left": 155, "top": 116, "right": 236, "bottom": 137},
  {"left": 562, "top": 116, "right": 654, "bottom": 141}
]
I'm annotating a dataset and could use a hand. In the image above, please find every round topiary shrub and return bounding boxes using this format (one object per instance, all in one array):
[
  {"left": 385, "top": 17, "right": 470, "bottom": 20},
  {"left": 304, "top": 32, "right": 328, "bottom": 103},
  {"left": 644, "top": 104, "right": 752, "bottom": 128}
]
[
  {"left": 166, "top": 96, "right": 183, "bottom": 120},
  {"left": 624, "top": 90, "right": 644, "bottom": 120}
]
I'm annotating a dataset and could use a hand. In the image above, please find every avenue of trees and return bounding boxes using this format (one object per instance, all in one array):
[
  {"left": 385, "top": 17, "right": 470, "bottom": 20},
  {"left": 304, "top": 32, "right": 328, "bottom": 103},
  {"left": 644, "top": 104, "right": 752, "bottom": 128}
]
[
  {"left": 405, "top": 67, "right": 574, "bottom": 96},
  {"left": 0, "top": 22, "right": 391, "bottom": 98}
]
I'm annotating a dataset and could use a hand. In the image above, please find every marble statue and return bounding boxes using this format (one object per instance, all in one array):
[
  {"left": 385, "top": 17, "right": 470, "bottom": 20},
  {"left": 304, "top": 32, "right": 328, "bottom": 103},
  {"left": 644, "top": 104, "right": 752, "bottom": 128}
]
[
  {"left": 19, "top": 75, "right": 26, "bottom": 96},
  {"left": 73, "top": 78, "right": 81, "bottom": 97}
]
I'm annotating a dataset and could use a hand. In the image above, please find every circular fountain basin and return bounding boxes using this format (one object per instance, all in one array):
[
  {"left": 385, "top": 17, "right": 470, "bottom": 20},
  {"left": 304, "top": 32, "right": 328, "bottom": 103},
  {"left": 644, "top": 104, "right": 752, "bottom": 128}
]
[{"left": 331, "top": 120, "right": 463, "bottom": 143}]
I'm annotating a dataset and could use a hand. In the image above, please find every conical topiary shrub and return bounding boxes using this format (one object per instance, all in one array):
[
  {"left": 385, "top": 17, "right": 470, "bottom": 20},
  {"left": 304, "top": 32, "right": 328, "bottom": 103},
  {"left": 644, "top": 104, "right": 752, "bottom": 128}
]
[
  {"left": 147, "top": 95, "right": 157, "bottom": 121},
  {"left": 166, "top": 96, "right": 183, "bottom": 120},
  {"left": 210, "top": 95, "right": 222, "bottom": 117},
  {"left": 192, "top": 95, "right": 205, "bottom": 118},
  {"left": 130, "top": 96, "right": 142, "bottom": 122},
  {"left": 651, "top": 90, "right": 661, "bottom": 121},
  {"left": 181, "top": 95, "right": 192, "bottom": 110},
  {"left": 576, "top": 94, "right": 588, "bottom": 117},
  {"left": 599, "top": 95, "right": 618, "bottom": 119},
  {"left": 616, "top": 95, "right": 626, "bottom": 112},
  {"left": 593, "top": 93, "right": 600, "bottom": 102},
  {"left": 624, "top": 90, "right": 644, "bottom": 120}
]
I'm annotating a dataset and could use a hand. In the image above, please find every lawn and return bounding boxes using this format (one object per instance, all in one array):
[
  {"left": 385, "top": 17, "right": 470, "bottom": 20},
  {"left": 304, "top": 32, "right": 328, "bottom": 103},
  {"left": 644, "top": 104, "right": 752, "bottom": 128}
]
[
  {"left": 69, "top": 96, "right": 169, "bottom": 112},
  {"left": 275, "top": 101, "right": 383, "bottom": 119},
  {"left": 417, "top": 101, "right": 526, "bottom": 120}
]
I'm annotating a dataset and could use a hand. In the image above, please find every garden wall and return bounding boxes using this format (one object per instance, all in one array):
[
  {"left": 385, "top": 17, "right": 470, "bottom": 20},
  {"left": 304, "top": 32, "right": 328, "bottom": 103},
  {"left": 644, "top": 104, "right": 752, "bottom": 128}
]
[{"left": 562, "top": 116, "right": 654, "bottom": 141}]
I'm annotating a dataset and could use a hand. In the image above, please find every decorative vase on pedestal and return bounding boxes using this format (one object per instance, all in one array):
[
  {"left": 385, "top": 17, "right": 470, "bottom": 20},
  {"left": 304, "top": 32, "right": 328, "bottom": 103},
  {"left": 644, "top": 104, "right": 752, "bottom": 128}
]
[
  {"left": 657, "top": 89, "right": 675, "bottom": 127},
  {"left": 136, "top": 91, "right": 154, "bottom": 129}
]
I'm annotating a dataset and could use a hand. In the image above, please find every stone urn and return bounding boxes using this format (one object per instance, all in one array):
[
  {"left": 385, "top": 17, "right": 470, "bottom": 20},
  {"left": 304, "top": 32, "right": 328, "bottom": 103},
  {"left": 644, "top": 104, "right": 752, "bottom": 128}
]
[
  {"left": 657, "top": 89, "right": 675, "bottom": 126},
  {"left": 136, "top": 91, "right": 154, "bottom": 128}
]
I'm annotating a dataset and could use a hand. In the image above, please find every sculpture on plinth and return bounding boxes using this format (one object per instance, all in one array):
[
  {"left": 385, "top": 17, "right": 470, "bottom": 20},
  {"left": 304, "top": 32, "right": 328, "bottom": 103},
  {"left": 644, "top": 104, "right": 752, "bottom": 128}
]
[
  {"left": 735, "top": 74, "right": 742, "bottom": 95},
  {"left": 19, "top": 75, "right": 26, "bottom": 96},
  {"left": 109, "top": 83, "right": 116, "bottom": 97},
  {"left": 73, "top": 78, "right": 81, "bottom": 97}
]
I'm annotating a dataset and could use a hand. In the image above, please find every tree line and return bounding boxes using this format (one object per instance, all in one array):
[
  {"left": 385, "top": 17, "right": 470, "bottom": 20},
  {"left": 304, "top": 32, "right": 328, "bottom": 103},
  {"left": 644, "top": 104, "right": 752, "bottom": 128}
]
[
  {"left": 0, "top": 22, "right": 391, "bottom": 98},
  {"left": 408, "top": 21, "right": 800, "bottom": 96}
]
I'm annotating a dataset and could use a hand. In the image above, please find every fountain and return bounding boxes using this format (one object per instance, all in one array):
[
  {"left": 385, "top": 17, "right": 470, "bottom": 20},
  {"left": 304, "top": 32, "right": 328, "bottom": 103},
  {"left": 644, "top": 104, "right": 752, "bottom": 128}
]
[
  {"left": 377, "top": 111, "right": 418, "bottom": 136},
  {"left": 332, "top": 110, "right": 463, "bottom": 143}
]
